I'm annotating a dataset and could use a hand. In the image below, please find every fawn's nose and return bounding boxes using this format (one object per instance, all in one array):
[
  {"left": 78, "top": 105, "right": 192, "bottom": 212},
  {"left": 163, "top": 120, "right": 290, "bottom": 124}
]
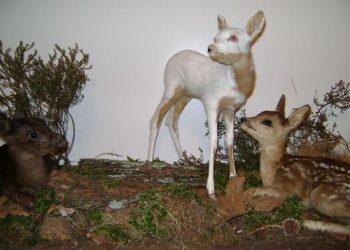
[
  {"left": 240, "top": 117, "right": 247, "bottom": 123},
  {"left": 207, "top": 47, "right": 212, "bottom": 54}
]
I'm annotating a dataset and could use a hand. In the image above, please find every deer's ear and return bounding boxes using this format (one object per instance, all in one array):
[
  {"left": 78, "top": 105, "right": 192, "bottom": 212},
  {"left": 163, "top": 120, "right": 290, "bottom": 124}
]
[
  {"left": 246, "top": 10, "right": 265, "bottom": 44},
  {"left": 275, "top": 95, "right": 286, "bottom": 118},
  {"left": 218, "top": 15, "right": 229, "bottom": 30},
  {"left": 285, "top": 105, "right": 311, "bottom": 133}
]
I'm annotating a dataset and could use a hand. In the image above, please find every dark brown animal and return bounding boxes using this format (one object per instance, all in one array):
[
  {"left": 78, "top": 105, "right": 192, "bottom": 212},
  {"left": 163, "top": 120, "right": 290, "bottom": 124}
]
[{"left": 0, "top": 112, "right": 68, "bottom": 208}]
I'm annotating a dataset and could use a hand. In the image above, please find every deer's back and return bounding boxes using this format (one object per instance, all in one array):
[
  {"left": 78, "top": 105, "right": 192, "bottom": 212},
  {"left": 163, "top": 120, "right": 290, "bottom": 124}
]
[{"left": 273, "top": 155, "right": 350, "bottom": 198}]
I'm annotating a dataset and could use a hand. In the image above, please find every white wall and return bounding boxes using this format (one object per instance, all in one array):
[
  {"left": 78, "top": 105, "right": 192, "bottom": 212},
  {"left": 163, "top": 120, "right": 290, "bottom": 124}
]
[{"left": 0, "top": 0, "right": 349, "bottom": 163}]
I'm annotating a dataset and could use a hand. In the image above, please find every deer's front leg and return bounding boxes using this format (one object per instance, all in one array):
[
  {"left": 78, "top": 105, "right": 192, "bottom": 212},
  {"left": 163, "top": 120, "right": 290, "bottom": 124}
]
[
  {"left": 252, "top": 186, "right": 287, "bottom": 212},
  {"left": 223, "top": 110, "right": 236, "bottom": 177},
  {"left": 206, "top": 106, "right": 219, "bottom": 197}
]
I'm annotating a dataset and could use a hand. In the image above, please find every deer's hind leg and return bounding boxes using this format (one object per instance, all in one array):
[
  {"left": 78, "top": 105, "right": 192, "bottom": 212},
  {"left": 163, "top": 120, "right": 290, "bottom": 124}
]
[
  {"left": 310, "top": 184, "right": 350, "bottom": 218},
  {"left": 165, "top": 96, "right": 191, "bottom": 159},
  {"left": 148, "top": 87, "right": 184, "bottom": 161}
]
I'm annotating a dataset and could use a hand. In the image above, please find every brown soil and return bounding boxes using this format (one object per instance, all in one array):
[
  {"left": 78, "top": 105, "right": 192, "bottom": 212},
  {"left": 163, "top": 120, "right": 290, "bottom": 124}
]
[{"left": 0, "top": 159, "right": 349, "bottom": 249}]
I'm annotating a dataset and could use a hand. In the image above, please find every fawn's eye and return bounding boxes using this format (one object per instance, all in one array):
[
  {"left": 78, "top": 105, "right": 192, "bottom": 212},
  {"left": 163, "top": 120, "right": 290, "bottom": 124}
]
[
  {"left": 228, "top": 34, "right": 238, "bottom": 42},
  {"left": 262, "top": 120, "right": 272, "bottom": 127},
  {"left": 28, "top": 132, "right": 37, "bottom": 139}
]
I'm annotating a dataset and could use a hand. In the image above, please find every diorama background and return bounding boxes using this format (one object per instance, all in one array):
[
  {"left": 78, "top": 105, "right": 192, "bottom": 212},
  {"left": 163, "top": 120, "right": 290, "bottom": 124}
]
[{"left": 1, "top": 0, "right": 349, "bottom": 163}]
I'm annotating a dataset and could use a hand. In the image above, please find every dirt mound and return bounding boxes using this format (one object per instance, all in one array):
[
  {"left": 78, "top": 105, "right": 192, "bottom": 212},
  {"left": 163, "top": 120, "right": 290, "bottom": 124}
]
[{"left": 0, "top": 159, "right": 349, "bottom": 249}]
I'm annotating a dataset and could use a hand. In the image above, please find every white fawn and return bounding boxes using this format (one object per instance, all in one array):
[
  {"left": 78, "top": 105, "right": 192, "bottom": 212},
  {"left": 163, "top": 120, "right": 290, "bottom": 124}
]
[
  {"left": 0, "top": 111, "right": 68, "bottom": 208},
  {"left": 148, "top": 11, "right": 266, "bottom": 196},
  {"left": 241, "top": 95, "right": 350, "bottom": 234}
]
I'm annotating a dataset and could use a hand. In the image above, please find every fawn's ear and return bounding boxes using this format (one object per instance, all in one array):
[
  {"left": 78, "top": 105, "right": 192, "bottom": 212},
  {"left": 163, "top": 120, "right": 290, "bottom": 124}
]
[
  {"left": 285, "top": 105, "right": 311, "bottom": 133},
  {"left": 275, "top": 95, "right": 286, "bottom": 118},
  {"left": 246, "top": 10, "right": 265, "bottom": 44},
  {"left": 0, "top": 112, "right": 11, "bottom": 138},
  {"left": 218, "top": 15, "right": 229, "bottom": 30}
]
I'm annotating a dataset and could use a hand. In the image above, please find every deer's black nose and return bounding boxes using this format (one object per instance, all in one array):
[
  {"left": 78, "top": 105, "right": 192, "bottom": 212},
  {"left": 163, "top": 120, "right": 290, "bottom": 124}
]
[
  {"left": 240, "top": 117, "right": 247, "bottom": 123},
  {"left": 207, "top": 47, "right": 212, "bottom": 53}
]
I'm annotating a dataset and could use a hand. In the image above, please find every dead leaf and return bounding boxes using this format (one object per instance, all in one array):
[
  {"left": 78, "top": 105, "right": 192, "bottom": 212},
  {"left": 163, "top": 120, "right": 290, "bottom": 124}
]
[
  {"left": 48, "top": 204, "right": 75, "bottom": 216},
  {"left": 251, "top": 196, "right": 284, "bottom": 212},
  {"left": 216, "top": 176, "right": 255, "bottom": 220},
  {"left": 0, "top": 202, "right": 29, "bottom": 218}
]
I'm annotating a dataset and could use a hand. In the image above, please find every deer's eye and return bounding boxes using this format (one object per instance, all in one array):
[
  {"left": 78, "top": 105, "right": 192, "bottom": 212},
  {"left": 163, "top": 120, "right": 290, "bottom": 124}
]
[
  {"left": 28, "top": 132, "right": 37, "bottom": 139},
  {"left": 228, "top": 34, "right": 238, "bottom": 42},
  {"left": 262, "top": 120, "right": 272, "bottom": 127}
]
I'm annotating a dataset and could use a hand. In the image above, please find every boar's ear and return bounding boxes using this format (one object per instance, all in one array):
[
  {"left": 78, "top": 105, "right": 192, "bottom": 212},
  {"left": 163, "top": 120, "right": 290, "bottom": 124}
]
[{"left": 0, "top": 112, "right": 11, "bottom": 138}]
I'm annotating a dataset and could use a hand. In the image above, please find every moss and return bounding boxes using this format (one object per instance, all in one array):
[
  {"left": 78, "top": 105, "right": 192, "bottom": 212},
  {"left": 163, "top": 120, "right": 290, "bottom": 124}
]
[
  {"left": 71, "top": 163, "right": 108, "bottom": 177},
  {"left": 33, "top": 188, "right": 57, "bottom": 214}
]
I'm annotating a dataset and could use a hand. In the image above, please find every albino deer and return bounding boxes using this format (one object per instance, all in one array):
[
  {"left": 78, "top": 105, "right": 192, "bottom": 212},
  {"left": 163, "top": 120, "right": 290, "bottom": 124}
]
[
  {"left": 0, "top": 111, "right": 68, "bottom": 208},
  {"left": 241, "top": 95, "right": 350, "bottom": 234},
  {"left": 148, "top": 11, "right": 266, "bottom": 196}
]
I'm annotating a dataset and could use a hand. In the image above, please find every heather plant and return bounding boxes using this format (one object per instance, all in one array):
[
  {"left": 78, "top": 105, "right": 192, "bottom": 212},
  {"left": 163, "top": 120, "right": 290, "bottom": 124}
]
[
  {"left": 0, "top": 41, "right": 91, "bottom": 157},
  {"left": 289, "top": 80, "right": 350, "bottom": 157}
]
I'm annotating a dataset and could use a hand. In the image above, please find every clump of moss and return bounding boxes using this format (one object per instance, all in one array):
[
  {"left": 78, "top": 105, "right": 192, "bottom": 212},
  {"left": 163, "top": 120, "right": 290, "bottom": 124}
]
[
  {"left": 129, "top": 183, "right": 204, "bottom": 240},
  {"left": 243, "top": 196, "right": 303, "bottom": 231},
  {"left": 96, "top": 224, "right": 131, "bottom": 245},
  {"left": 0, "top": 215, "right": 39, "bottom": 245}
]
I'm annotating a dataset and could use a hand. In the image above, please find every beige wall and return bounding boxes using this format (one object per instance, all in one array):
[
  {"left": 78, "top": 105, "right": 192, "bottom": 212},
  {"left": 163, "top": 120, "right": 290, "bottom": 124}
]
[{"left": 0, "top": 0, "right": 349, "bottom": 163}]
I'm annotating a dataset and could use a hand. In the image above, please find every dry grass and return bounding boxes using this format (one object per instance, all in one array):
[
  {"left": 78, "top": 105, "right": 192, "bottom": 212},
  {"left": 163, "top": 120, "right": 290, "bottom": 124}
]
[{"left": 295, "top": 140, "right": 350, "bottom": 163}]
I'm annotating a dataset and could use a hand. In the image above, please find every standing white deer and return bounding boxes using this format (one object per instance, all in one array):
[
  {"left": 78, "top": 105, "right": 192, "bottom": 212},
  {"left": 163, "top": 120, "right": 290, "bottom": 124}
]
[{"left": 148, "top": 11, "right": 266, "bottom": 196}]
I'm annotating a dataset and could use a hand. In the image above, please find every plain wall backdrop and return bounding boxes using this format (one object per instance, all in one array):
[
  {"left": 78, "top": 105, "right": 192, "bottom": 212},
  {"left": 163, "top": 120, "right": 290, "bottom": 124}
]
[{"left": 0, "top": 0, "right": 349, "bottom": 163}]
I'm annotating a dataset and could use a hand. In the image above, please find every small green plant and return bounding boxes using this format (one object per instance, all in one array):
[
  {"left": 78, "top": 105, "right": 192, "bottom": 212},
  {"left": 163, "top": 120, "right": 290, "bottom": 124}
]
[
  {"left": 0, "top": 40, "right": 91, "bottom": 158},
  {"left": 243, "top": 175, "right": 262, "bottom": 190},
  {"left": 96, "top": 224, "right": 131, "bottom": 245},
  {"left": 33, "top": 188, "right": 57, "bottom": 214},
  {"left": 102, "top": 178, "right": 121, "bottom": 189},
  {"left": 87, "top": 207, "right": 103, "bottom": 226},
  {"left": 213, "top": 161, "right": 230, "bottom": 192},
  {"left": 243, "top": 196, "right": 303, "bottom": 231}
]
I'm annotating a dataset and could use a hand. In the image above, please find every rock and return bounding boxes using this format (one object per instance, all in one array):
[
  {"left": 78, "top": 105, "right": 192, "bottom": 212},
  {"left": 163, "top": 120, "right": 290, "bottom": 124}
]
[{"left": 39, "top": 216, "right": 73, "bottom": 241}]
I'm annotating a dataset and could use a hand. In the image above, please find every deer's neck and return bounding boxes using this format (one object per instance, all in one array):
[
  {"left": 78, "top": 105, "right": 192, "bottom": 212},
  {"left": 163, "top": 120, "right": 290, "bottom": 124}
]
[
  {"left": 259, "top": 142, "right": 286, "bottom": 186},
  {"left": 231, "top": 53, "right": 256, "bottom": 98}
]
